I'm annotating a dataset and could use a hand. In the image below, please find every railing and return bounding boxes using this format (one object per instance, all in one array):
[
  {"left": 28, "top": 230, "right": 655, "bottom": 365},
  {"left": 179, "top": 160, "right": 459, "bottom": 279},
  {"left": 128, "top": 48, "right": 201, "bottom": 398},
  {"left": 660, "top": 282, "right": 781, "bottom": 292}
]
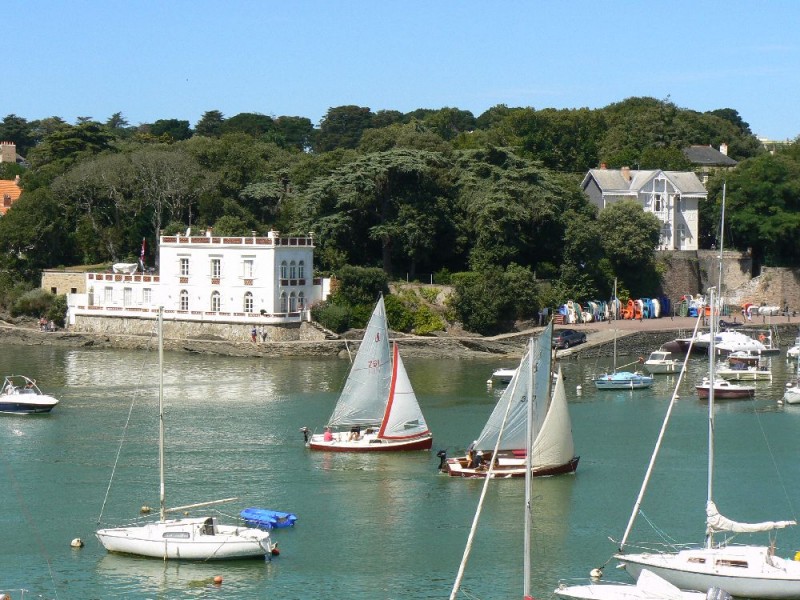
[
  {"left": 161, "top": 235, "right": 314, "bottom": 247},
  {"left": 70, "top": 304, "right": 307, "bottom": 324}
]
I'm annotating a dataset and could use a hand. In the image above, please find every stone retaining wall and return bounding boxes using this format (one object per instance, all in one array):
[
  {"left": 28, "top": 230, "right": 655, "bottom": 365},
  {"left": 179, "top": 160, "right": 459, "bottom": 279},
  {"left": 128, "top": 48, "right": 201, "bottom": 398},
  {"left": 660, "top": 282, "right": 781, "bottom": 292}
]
[{"left": 70, "top": 315, "right": 326, "bottom": 342}]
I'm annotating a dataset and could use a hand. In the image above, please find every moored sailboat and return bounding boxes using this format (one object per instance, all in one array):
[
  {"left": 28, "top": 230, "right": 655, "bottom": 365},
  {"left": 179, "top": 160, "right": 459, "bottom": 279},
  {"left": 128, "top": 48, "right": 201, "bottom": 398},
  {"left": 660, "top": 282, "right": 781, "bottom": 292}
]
[
  {"left": 96, "top": 308, "right": 276, "bottom": 560},
  {"left": 615, "top": 287, "right": 800, "bottom": 597},
  {"left": 303, "top": 296, "right": 432, "bottom": 452}
]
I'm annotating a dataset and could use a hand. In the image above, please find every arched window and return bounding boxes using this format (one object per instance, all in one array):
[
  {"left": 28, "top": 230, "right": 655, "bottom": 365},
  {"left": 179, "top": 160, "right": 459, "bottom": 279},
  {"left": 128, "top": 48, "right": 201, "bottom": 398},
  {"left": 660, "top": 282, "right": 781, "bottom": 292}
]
[
  {"left": 180, "top": 289, "right": 189, "bottom": 311},
  {"left": 244, "top": 292, "right": 253, "bottom": 313},
  {"left": 280, "top": 292, "right": 288, "bottom": 313},
  {"left": 298, "top": 261, "right": 305, "bottom": 279},
  {"left": 211, "top": 291, "right": 221, "bottom": 312},
  {"left": 289, "top": 292, "right": 297, "bottom": 313},
  {"left": 289, "top": 261, "right": 297, "bottom": 279},
  {"left": 298, "top": 291, "right": 305, "bottom": 310},
  {"left": 280, "top": 261, "right": 288, "bottom": 279}
]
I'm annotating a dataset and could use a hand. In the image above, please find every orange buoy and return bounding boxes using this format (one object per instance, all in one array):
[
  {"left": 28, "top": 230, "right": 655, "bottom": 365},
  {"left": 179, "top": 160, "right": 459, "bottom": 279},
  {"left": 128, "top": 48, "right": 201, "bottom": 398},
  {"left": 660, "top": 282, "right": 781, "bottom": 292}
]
[{"left": 213, "top": 575, "right": 223, "bottom": 585}]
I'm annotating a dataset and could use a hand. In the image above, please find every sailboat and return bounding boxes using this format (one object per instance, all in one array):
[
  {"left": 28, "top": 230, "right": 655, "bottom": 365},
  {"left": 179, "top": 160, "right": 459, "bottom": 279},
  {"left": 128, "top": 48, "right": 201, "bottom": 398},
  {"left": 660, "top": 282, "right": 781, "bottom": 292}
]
[
  {"left": 449, "top": 330, "right": 548, "bottom": 599},
  {"left": 96, "top": 308, "right": 276, "bottom": 560},
  {"left": 439, "top": 322, "right": 579, "bottom": 478},
  {"left": 594, "top": 281, "right": 654, "bottom": 391},
  {"left": 614, "top": 287, "right": 800, "bottom": 598},
  {"left": 303, "top": 296, "right": 433, "bottom": 451}
]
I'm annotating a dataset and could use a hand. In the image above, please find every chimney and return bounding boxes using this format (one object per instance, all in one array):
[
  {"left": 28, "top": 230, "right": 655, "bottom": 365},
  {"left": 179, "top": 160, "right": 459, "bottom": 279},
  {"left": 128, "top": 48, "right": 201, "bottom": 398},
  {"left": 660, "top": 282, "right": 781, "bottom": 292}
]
[
  {"left": 720, "top": 143, "right": 728, "bottom": 156},
  {"left": 0, "top": 141, "right": 16, "bottom": 164},
  {"left": 621, "top": 166, "right": 631, "bottom": 182}
]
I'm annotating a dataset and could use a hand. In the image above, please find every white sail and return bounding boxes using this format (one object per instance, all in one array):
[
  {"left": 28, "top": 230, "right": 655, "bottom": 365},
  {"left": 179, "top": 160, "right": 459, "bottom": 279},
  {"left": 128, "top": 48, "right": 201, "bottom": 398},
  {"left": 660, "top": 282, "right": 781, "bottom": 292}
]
[
  {"left": 705, "top": 501, "right": 795, "bottom": 534},
  {"left": 328, "top": 296, "right": 392, "bottom": 427},
  {"left": 378, "top": 344, "right": 430, "bottom": 439},
  {"left": 532, "top": 368, "right": 575, "bottom": 470},
  {"left": 474, "top": 347, "right": 534, "bottom": 451},
  {"left": 474, "top": 326, "right": 553, "bottom": 452}
]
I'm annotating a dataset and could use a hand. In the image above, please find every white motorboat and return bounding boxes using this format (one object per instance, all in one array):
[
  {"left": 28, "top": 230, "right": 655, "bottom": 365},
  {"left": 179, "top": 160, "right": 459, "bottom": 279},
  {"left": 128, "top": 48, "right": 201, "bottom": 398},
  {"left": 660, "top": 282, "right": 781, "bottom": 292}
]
[
  {"left": 303, "top": 296, "right": 433, "bottom": 452},
  {"left": 643, "top": 350, "right": 681, "bottom": 375},
  {"left": 0, "top": 375, "right": 59, "bottom": 414},
  {"left": 96, "top": 308, "right": 276, "bottom": 560},
  {"left": 490, "top": 367, "right": 517, "bottom": 384},
  {"left": 715, "top": 350, "right": 771, "bottom": 381}
]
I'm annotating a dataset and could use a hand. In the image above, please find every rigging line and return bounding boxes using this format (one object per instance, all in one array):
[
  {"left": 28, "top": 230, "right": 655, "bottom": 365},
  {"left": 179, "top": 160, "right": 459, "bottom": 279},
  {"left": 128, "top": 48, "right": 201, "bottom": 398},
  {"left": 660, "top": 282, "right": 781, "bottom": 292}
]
[
  {"left": 746, "top": 391, "right": 798, "bottom": 523},
  {"left": 450, "top": 338, "right": 537, "bottom": 600},
  {"left": 618, "top": 309, "right": 704, "bottom": 553},
  {"left": 96, "top": 323, "right": 158, "bottom": 524}
]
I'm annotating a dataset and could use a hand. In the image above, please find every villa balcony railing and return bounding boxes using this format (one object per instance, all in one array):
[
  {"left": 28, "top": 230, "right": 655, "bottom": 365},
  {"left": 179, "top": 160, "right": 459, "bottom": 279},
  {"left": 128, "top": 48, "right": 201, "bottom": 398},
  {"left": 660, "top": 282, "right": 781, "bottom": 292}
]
[{"left": 71, "top": 304, "right": 307, "bottom": 324}]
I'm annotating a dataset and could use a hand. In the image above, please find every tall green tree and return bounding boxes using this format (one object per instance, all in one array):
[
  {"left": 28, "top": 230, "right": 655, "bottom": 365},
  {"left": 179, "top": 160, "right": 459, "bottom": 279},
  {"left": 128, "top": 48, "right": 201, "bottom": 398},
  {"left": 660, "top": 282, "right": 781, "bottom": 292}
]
[
  {"left": 195, "top": 110, "right": 225, "bottom": 137},
  {"left": 300, "top": 148, "right": 455, "bottom": 276},
  {"left": 314, "top": 105, "right": 374, "bottom": 152}
]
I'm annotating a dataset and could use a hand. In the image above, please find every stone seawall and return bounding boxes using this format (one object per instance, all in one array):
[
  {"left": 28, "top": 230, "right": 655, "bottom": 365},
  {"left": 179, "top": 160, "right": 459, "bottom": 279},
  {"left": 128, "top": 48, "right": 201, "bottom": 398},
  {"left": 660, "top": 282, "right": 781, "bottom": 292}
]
[{"left": 71, "top": 315, "right": 327, "bottom": 343}]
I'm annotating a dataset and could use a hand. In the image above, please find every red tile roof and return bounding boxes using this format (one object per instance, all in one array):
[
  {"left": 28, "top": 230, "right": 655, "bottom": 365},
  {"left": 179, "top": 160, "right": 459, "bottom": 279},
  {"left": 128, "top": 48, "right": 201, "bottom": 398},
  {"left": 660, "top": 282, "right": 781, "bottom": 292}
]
[{"left": 0, "top": 179, "right": 21, "bottom": 215}]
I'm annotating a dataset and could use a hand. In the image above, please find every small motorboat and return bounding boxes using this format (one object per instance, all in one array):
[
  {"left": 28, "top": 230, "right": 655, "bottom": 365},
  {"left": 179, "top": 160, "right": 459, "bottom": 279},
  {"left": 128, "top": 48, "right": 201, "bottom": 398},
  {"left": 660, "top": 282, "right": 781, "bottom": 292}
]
[
  {"left": 240, "top": 507, "right": 297, "bottom": 530},
  {"left": 784, "top": 383, "right": 800, "bottom": 405},
  {"left": 0, "top": 375, "right": 59, "bottom": 414},
  {"left": 696, "top": 377, "right": 755, "bottom": 400},
  {"left": 643, "top": 350, "right": 681, "bottom": 374},
  {"left": 716, "top": 351, "right": 772, "bottom": 381},
  {"left": 490, "top": 367, "right": 517, "bottom": 384},
  {"left": 593, "top": 371, "right": 654, "bottom": 390}
]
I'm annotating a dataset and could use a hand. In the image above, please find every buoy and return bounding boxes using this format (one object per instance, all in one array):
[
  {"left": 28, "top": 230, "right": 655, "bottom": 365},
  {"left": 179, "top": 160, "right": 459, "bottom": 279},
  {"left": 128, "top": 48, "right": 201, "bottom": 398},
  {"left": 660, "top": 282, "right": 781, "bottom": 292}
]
[
  {"left": 590, "top": 567, "right": 603, "bottom": 579},
  {"left": 271, "top": 546, "right": 281, "bottom": 556},
  {"left": 576, "top": 384, "right": 582, "bottom": 395},
  {"left": 486, "top": 379, "right": 492, "bottom": 386},
  {"left": 140, "top": 505, "right": 151, "bottom": 514},
  {"left": 70, "top": 537, "right": 84, "bottom": 548},
  {"left": 213, "top": 575, "right": 223, "bottom": 585}
]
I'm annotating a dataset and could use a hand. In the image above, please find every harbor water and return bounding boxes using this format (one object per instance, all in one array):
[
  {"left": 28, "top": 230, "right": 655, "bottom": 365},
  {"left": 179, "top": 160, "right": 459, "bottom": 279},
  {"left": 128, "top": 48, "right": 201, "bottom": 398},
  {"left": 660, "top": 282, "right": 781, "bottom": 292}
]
[{"left": 3, "top": 343, "right": 800, "bottom": 599}]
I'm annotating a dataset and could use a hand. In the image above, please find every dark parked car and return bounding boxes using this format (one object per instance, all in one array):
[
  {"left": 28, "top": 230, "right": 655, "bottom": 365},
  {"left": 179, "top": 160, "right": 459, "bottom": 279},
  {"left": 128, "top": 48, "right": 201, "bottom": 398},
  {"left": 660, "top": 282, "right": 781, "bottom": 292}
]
[{"left": 552, "top": 329, "right": 587, "bottom": 349}]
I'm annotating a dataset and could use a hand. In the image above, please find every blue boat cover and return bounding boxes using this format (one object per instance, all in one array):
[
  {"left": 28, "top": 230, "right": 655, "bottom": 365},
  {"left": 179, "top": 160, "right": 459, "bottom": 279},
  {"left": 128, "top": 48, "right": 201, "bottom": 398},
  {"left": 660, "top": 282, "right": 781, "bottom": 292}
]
[{"left": 240, "top": 507, "right": 297, "bottom": 530}]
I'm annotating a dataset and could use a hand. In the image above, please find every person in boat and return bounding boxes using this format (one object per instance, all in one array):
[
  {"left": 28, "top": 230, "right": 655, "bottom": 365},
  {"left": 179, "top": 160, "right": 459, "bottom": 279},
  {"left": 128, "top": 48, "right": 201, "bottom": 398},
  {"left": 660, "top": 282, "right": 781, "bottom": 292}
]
[
  {"left": 323, "top": 426, "right": 333, "bottom": 442},
  {"left": 348, "top": 425, "right": 361, "bottom": 441}
]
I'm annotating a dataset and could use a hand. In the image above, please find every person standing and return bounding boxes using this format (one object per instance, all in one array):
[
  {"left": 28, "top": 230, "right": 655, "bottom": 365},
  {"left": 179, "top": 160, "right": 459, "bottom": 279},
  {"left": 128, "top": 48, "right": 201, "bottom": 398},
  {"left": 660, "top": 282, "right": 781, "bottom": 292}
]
[{"left": 251, "top": 326, "right": 257, "bottom": 343}]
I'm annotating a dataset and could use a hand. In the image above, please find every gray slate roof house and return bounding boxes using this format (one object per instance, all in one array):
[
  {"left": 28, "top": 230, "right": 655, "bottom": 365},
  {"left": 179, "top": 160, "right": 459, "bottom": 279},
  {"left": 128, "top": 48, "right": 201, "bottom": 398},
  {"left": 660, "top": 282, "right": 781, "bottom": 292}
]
[
  {"left": 581, "top": 167, "right": 707, "bottom": 251},
  {"left": 682, "top": 144, "right": 738, "bottom": 184}
]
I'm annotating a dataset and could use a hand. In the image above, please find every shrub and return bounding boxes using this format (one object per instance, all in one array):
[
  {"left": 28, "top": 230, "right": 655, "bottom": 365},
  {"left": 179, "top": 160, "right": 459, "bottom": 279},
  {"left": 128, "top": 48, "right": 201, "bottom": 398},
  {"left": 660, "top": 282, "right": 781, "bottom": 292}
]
[
  {"left": 384, "top": 294, "right": 414, "bottom": 332},
  {"left": 412, "top": 304, "right": 445, "bottom": 335},
  {"left": 11, "top": 288, "right": 54, "bottom": 319},
  {"left": 418, "top": 286, "right": 440, "bottom": 304},
  {"left": 311, "top": 301, "right": 351, "bottom": 333}
]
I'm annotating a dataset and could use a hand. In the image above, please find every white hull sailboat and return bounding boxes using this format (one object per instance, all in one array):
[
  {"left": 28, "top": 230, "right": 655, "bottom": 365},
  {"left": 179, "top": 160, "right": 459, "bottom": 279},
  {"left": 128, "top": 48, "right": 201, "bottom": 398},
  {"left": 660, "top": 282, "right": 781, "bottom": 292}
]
[
  {"left": 96, "top": 308, "right": 275, "bottom": 560},
  {"left": 439, "top": 322, "right": 578, "bottom": 478},
  {"left": 303, "top": 296, "right": 432, "bottom": 452},
  {"left": 615, "top": 280, "right": 800, "bottom": 597}
]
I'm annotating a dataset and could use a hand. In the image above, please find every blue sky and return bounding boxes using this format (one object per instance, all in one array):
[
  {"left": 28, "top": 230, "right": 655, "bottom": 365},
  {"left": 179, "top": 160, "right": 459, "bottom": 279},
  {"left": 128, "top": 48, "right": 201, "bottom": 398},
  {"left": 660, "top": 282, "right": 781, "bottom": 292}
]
[{"left": 9, "top": 1, "right": 800, "bottom": 141}]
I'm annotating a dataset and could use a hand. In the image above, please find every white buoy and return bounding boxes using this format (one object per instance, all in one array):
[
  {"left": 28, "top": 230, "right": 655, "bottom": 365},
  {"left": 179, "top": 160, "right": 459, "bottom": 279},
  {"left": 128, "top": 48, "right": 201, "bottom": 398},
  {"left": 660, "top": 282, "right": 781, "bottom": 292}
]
[
  {"left": 590, "top": 567, "right": 603, "bottom": 579},
  {"left": 140, "top": 505, "right": 152, "bottom": 514},
  {"left": 576, "top": 384, "right": 582, "bottom": 395},
  {"left": 70, "top": 537, "right": 84, "bottom": 548},
  {"left": 486, "top": 379, "right": 493, "bottom": 386}
]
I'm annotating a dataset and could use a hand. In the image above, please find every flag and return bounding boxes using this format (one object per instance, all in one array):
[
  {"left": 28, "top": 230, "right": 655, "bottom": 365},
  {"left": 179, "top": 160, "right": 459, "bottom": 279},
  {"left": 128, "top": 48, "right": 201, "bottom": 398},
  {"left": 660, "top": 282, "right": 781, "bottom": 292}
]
[{"left": 139, "top": 238, "right": 146, "bottom": 270}]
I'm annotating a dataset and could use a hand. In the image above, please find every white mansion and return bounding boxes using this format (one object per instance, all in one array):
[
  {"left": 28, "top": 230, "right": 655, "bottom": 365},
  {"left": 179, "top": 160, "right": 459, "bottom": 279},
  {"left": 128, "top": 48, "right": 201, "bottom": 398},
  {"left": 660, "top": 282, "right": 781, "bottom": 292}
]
[
  {"left": 581, "top": 167, "right": 707, "bottom": 251},
  {"left": 65, "top": 230, "right": 330, "bottom": 331}
]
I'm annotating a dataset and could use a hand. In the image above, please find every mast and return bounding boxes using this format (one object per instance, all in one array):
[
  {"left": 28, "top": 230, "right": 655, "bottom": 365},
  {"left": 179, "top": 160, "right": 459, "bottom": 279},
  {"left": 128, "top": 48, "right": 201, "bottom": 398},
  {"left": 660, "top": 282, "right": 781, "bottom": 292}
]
[
  {"left": 523, "top": 337, "right": 536, "bottom": 599},
  {"left": 705, "top": 287, "right": 717, "bottom": 549},
  {"left": 613, "top": 278, "right": 618, "bottom": 371},
  {"left": 158, "top": 307, "right": 166, "bottom": 522}
]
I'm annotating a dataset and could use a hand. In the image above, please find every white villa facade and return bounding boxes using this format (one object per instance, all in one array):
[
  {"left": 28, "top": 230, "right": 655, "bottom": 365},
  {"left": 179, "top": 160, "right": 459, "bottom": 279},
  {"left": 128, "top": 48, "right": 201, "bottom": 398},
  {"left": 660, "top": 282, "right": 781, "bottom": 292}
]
[
  {"left": 581, "top": 167, "right": 708, "bottom": 251},
  {"left": 66, "top": 231, "right": 329, "bottom": 328}
]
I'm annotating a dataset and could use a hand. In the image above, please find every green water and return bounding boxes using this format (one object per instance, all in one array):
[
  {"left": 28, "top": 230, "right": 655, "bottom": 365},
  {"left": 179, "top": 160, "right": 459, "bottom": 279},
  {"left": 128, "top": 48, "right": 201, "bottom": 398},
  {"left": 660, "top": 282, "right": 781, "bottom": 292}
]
[{"left": 2, "top": 344, "right": 800, "bottom": 599}]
